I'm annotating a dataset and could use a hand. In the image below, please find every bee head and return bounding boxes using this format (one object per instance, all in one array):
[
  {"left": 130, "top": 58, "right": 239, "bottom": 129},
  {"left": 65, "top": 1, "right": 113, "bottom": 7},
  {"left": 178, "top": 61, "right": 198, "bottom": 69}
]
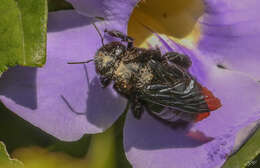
[{"left": 94, "top": 42, "right": 126, "bottom": 76}]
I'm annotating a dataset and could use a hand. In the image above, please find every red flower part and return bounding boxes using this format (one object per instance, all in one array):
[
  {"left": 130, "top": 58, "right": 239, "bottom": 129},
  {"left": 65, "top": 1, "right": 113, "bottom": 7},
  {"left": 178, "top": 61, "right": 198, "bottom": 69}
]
[
  {"left": 195, "top": 86, "right": 221, "bottom": 122},
  {"left": 201, "top": 86, "right": 222, "bottom": 111}
]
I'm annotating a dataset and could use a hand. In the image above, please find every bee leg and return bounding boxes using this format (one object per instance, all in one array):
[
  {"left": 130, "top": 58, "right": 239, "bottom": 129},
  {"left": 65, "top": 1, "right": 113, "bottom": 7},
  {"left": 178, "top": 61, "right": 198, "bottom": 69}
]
[
  {"left": 163, "top": 52, "right": 192, "bottom": 69},
  {"left": 131, "top": 96, "right": 144, "bottom": 119},
  {"left": 100, "top": 76, "right": 111, "bottom": 88},
  {"left": 148, "top": 48, "right": 168, "bottom": 64},
  {"left": 104, "top": 29, "right": 134, "bottom": 49}
]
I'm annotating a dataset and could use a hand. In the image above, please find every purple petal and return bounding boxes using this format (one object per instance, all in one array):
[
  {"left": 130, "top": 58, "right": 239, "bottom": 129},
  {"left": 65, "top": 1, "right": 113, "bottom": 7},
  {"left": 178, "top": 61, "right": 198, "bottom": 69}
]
[
  {"left": 191, "top": 66, "right": 260, "bottom": 137},
  {"left": 66, "top": 0, "right": 139, "bottom": 33},
  {"left": 125, "top": 112, "right": 258, "bottom": 168},
  {"left": 0, "top": 10, "right": 128, "bottom": 141},
  {"left": 125, "top": 111, "right": 233, "bottom": 168},
  {"left": 124, "top": 37, "right": 260, "bottom": 168},
  {"left": 197, "top": 0, "right": 260, "bottom": 80}
]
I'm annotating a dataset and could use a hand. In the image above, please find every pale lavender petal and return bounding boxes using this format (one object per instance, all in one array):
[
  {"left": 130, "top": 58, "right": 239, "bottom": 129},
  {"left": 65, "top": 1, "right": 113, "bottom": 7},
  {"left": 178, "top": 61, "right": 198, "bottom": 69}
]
[
  {"left": 232, "top": 120, "right": 260, "bottom": 154},
  {"left": 197, "top": 0, "right": 260, "bottom": 80},
  {"left": 192, "top": 66, "right": 260, "bottom": 137},
  {"left": 0, "top": 10, "right": 128, "bottom": 141},
  {"left": 66, "top": 0, "right": 139, "bottom": 33}
]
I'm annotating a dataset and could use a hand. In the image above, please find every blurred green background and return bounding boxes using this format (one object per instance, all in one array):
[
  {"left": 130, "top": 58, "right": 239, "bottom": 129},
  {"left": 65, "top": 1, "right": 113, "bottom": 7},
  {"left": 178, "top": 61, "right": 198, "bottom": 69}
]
[{"left": 0, "top": 102, "right": 132, "bottom": 168}]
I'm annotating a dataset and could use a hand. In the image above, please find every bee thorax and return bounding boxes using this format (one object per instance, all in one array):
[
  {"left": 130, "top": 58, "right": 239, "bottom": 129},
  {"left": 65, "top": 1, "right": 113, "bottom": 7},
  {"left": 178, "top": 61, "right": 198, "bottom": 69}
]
[{"left": 136, "top": 66, "right": 154, "bottom": 89}]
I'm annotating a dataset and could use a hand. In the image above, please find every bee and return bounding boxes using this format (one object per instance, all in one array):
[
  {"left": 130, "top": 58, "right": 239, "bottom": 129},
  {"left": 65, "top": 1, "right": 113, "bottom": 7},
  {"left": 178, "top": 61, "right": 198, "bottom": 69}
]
[{"left": 69, "top": 25, "right": 221, "bottom": 124}]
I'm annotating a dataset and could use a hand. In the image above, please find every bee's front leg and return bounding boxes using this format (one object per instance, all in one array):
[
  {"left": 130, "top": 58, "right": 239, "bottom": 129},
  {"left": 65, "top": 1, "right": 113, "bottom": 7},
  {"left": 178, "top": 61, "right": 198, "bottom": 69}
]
[
  {"left": 104, "top": 29, "right": 134, "bottom": 49},
  {"left": 131, "top": 95, "right": 144, "bottom": 119},
  {"left": 100, "top": 76, "right": 111, "bottom": 88}
]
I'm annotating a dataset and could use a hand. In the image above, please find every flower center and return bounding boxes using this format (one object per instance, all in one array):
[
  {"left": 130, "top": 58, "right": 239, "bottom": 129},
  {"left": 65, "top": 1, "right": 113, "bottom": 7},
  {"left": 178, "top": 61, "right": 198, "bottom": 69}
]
[{"left": 128, "top": 0, "right": 204, "bottom": 49}]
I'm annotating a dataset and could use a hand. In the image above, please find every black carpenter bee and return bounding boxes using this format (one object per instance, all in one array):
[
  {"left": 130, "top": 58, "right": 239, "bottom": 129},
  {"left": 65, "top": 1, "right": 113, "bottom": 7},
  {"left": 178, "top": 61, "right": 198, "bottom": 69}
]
[{"left": 69, "top": 25, "right": 221, "bottom": 124}]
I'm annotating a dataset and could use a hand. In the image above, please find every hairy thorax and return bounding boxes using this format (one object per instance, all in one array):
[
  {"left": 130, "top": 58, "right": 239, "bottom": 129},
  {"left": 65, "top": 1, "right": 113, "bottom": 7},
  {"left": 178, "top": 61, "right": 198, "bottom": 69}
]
[
  {"left": 113, "top": 60, "right": 154, "bottom": 95},
  {"left": 113, "top": 62, "right": 137, "bottom": 93}
]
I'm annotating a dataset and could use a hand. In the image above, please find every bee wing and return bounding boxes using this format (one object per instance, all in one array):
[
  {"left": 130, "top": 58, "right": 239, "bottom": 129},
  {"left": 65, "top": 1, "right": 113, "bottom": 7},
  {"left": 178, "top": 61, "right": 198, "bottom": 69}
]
[
  {"left": 139, "top": 60, "right": 221, "bottom": 122},
  {"left": 140, "top": 79, "right": 210, "bottom": 113}
]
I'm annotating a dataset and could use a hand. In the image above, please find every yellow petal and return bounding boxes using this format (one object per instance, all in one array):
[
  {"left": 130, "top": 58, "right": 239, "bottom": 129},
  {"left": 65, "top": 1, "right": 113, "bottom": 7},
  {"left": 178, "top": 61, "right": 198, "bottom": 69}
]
[{"left": 128, "top": 0, "right": 204, "bottom": 49}]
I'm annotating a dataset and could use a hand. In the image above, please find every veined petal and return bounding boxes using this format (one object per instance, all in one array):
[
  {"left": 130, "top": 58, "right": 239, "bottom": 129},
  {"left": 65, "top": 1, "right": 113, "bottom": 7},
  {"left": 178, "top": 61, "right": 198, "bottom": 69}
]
[
  {"left": 124, "top": 110, "right": 259, "bottom": 168},
  {"left": 191, "top": 63, "right": 260, "bottom": 137},
  {"left": 0, "top": 10, "right": 127, "bottom": 141},
  {"left": 197, "top": 0, "right": 260, "bottom": 80},
  {"left": 66, "top": 0, "right": 140, "bottom": 33}
]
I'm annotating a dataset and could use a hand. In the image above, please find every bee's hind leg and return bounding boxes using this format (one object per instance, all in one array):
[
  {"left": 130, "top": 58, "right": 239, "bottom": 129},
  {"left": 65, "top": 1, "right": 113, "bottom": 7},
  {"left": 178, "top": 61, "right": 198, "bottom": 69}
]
[
  {"left": 131, "top": 95, "right": 144, "bottom": 119},
  {"left": 104, "top": 29, "right": 134, "bottom": 49},
  {"left": 163, "top": 52, "right": 192, "bottom": 69}
]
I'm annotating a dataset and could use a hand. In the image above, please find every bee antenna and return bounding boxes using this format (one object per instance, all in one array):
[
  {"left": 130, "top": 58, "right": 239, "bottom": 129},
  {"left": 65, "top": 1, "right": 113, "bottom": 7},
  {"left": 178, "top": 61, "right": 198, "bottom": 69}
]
[
  {"left": 92, "top": 22, "right": 105, "bottom": 47},
  {"left": 67, "top": 59, "right": 94, "bottom": 64}
]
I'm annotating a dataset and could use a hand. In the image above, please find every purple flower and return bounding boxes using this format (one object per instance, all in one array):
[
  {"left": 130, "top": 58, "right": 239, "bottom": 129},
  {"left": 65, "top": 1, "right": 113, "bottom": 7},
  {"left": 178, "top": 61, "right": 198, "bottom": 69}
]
[{"left": 0, "top": 0, "right": 260, "bottom": 168}]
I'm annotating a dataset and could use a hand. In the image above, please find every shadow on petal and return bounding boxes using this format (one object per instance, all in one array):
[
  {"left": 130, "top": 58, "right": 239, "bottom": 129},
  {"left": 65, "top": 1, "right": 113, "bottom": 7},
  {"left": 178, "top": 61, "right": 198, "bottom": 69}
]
[
  {"left": 124, "top": 111, "right": 213, "bottom": 151},
  {"left": 0, "top": 67, "right": 37, "bottom": 109},
  {"left": 86, "top": 77, "right": 127, "bottom": 129},
  {"left": 61, "top": 64, "right": 127, "bottom": 132},
  {"left": 48, "top": 11, "right": 92, "bottom": 32}
]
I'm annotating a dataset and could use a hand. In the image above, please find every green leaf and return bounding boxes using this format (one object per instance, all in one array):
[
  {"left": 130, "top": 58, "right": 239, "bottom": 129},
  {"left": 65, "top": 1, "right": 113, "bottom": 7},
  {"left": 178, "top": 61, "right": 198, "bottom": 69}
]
[
  {"left": 0, "top": 141, "right": 23, "bottom": 168},
  {"left": 222, "top": 128, "right": 260, "bottom": 168},
  {"left": 48, "top": 0, "right": 73, "bottom": 12},
  {"left": 245, "top": 154, "right": 260, "bottom": 168},
  {"left": 88, "top": 127, "right": 116, "bottom": 168},
  {"left": 48, "top": 135, "right": 91, "bottom": 158},
  {"left": 0, "top": 0, "right": 47, "bottom": 74}
]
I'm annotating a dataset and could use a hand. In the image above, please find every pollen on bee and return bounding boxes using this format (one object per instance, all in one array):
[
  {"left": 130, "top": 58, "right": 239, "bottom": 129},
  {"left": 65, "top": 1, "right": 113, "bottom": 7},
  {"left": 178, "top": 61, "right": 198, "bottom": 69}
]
[
  {"left": 115, "top": 62, "right": 128, "bottom": 76},
  {"left": 136, "top": 66, "right": 154, "bottom": 88},
  {"left": 102, "top": 56, "right": 113, "bottom": 65}
]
